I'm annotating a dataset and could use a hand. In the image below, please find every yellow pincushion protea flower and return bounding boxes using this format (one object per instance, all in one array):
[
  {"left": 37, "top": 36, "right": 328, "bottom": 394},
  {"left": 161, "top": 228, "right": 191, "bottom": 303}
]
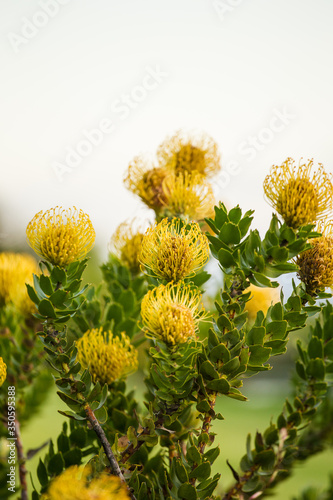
[
  {"left": 76, "top": 328, "right": 138, "bottom": 386},
  {"left": 157, "top": 130, "right": 221, "bottom": 178},
  {"left": 263, "top": 158, "right": 333, "bottom": 228},
  {"left": 244, "top": 285, "right": 280, "bottom": 321},
  {"left": 161, "top": 171, "right": 215, "bottom": 221},
  {"left": 124, "top": 155, "right": 169, "bottom": 211},
  {"left": 140, "top": 218, "right": 209, "bottom": 282},
  {"left": 141, "top": 281, "right": 206, "bottom": 345},
  {"left": 26, "top": 206, "right": 95, "bottom": 267},
  {"left": 296, "top": 222, "right": 333, "bottom": 295},
  {"left": 0, "top": 357, "right": 7, "bottom": 387},
  {"left": 42, "top": 465, "right": 130, "bottom": 500},
  {"left": 0, "top": 252, "right": 38, "bottom": 315},
  {"left": 109, "top": 220, "right": 145, "bottom": 273}
]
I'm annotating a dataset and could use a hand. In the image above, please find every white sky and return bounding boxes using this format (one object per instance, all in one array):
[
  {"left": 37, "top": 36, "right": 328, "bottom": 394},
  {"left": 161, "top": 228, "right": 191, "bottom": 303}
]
[{"left": 1, "top": 0, "right": 333, "bottom": 261}]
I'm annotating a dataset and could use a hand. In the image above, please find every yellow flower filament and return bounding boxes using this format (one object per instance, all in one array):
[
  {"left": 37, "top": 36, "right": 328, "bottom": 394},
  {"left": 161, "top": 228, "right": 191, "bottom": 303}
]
[
  {"left": 140, "top": 218, "right": 209, "bottom": 281},
  {"left": 76, "top": 328, "right": 138, "bottom": 386},
  {"left": 141, "top": 281, "right": 206, "bottom": 345},
  {"left": 26, "top": 206, "right": 95, "bottom": 267},
  {"left": 263, "top": 158, "right": 333, "bottom": 228}
]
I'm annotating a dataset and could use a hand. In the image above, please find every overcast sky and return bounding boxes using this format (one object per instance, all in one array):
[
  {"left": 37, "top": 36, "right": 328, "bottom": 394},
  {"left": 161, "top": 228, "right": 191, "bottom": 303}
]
[{"left": 1, "top": 0, "right": 333, "bottom": 261}]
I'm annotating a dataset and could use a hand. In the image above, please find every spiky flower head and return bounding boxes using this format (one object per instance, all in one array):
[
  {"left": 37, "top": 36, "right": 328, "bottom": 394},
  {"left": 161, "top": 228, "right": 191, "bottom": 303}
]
[
  {"left": 42, "top": 465, "right": 130, "bottom": 500},
  {"left": 140, "top": 218, "right": 209, "bottom": 282},
  {"left": 141, "top": 281, "right": 206, "bottom": 345},
  {"left": 157, "top": 130, "right": 221, "bottom": 178},
  {"left": 109, "top": 220, "right": 145, "bottom": 273},
  {"left": 0, "top": 252, "right": 38, "bottom": 315},
  {"left": 76, "top": 328, "right": 138, "bottom": 386},
  {"left": 124, "top": 155, "right": 169, "bottom": 211},
  {"left": 0, "top": 357, "right": 7, "bottom": 387},
  {"left": 245, "top": 284, "right": 279, "bottom": 321},
  {"left": 263, "top": 158, "right": 333, "bottom": 228},
  {"left": 296, "top": 222, "right": 333, "bottom": 295},
  {"left": 160, "top": 171, "right": 215, "bottom": 221},
  {"left": 26, "top": 206, "right": 95, "bottom": 267}
]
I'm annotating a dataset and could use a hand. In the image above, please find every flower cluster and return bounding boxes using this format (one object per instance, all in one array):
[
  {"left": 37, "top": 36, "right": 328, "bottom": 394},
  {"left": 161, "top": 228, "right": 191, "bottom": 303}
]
[
  {"left": 140, "top": 218, "right": 209, "bottom": 281},
  {"left": 124, "top": 130, "right": 221, "bottom": 221},
  {"left": 0, "top": 357, "right": 6, "bottom": 387},
  {"left": 0, "top": 252, "right": 38, "bottom": 315},
  {"left": 141, "top": 281, "right": 206, "bottom": 345},
  {"left": 42, "top": 466, "right": 129, "bottom": 500},
  {"left": 76, "top": 328, "right": 138, "bottom": 386},
  {"left": 26, "top": 206, "right": 95, "bottom": 267}
]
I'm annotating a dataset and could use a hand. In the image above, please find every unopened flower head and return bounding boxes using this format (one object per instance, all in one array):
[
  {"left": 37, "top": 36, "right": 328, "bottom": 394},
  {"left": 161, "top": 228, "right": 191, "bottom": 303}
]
[
  {"left": 124, "top": 155, "right": 168, "bottom": 211},
  {"left": 296, "top": 222, "right": 333, "bottom": 295},
  {"left": 42, "top": 465, "right": 130, "bottom": 500},
  {"left": 76, "top": 328, "right": 138, "bottom": 386},
  {"left": 140, "top": 218, "right": 209, "bottom": 282},
  {"left": 157, "top": 130, "right": 221, "bottom": 178},
  {"left": 161, "top": 171, "right": 215, "bottom": 221},
  {"left": 109, "top": 220, "right": 146, "bottom": 273},
  {"left": 0, "top": 357, "right": 6, "bottom": 387},
  {"left": 0, "top": 252, "right": 38, "bottom": 315},
  {"left": 245, "top": 284, "right": 279, "bottom": 321},
  {"left": 141, "top": 281, "right": 206, "bottom": 345},
  {"left": 263, "top": 158, "right": 333, "bottom": 228},
  {"left": 26, "top": 206, "right": 95, "bottom": 267}
]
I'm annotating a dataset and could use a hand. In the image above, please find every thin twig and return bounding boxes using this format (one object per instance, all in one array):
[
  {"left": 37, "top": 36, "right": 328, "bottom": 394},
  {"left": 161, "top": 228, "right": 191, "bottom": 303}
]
[
  {"left": 14, "top": 418, "right": 28, "bottom": 500},
  {"left": 84, "top": 403, "right": 137, "bottom": 500}
]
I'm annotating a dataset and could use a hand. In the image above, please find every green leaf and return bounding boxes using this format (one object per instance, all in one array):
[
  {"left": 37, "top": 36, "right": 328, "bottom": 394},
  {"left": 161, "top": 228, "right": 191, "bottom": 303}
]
[
  {"left": 218, "top": 248, "right": 237, "bottom": 267},
  {"left": 196, "top": 400, "right": 211, "bottom": 413},
  {"left": 210, "top": 344, "right": 230, "bottom": 363},
  {"left": 200, "top": 360, "right": 219, "bottom": 379},
  {"left": 57, "top": 392, "right": 83, "bottom": 412},
  {"left": 37, "top": 459, "right": 48, "bottom": 487},
  {"left": 204, "top": 446, "right": 220, "bottom": 465},
  {"left": 324, "top": 338, "right": 333, "bottom": 359},
  {"left": 175, "top": 459, "right": 189, "bottom": 483},
  {"left": 51, "top": 266, "right": 67, "bottom": 284},
  {"left": 220, "top": 222, "right": 241, "bottom": 245},
  {"left": 38, "top": 299, "right": 57, "bottom": 319},
  {"left": 26, "top": 284, "right": 40, "bottom": 305},
  {"left": 308, "top": 337, "right": 323, "bottom": 359},
  {"left": 118, "top": 289, "right": 135, "bottom": 314},
  {"left": 206, "top": 377, "right": 230, "bottom": 394},
  {"left": 63, "top": 448, "right": 82, "bottom": 467},
  {"left": 228, "top": 206, "right": 242, "bottom": 223},
  {"left": 187, "top": 445, "right": 201, "bottom": 464},
  {"left": 253, "top": 449, "right": 275, "bottom": 471},
  {"left": 94, "top": 406, "right": 108, "bottom": 425},
  {"left": 47, "top": 452, "right": 65, "bottom": 475},
  {"left": 49, "top": 289, "right": 68, "bottom": 307},
  {"left": 306, "top": 358, "right": 325, "bottom": 380},
  {"left": 40, "top": 274, "right": 54, "bottom": 295},
  {"left": 248, "top": 345, "right": 271, "bottom": 365},
  {"left": 189, "top": 461, "right": 211, "bottom": 481},
  {"left": 247, "top": 326, "right": 265, "bottom": 346},
  {"left": 106, "top": 303, "right": 123, "bottom": 324},
  {"left": 178, "top": 483, "right": 198, "bottom": 500}
]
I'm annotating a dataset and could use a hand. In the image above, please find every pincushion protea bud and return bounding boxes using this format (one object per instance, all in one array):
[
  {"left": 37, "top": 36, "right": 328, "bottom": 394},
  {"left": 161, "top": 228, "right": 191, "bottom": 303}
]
[
  {"left": 76, "top": 328, "right": 138, "bottom": 386},
  {"left": 0, "top": 357, "right": 6, "bottom": 387},
  {"left": 141, "top": 281, "right": 206, "bottom": 345},
  {"left": 42, "top": 465, "right": 130, "bottom": 500},
  {"left": 263, "top": 158, "right": 333, "bottom": 228},
  {"left": 26, "top": 206, "right": 95, "bottom": 267},
  {"left": 296, "top": 222, "right": 333, "bottom": 295},
  {"left": 140, "top": 218, "right": 209, "bottom": 282},
  {"left": 156, "top": 130, "right": 221, "bottom": 178}
]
